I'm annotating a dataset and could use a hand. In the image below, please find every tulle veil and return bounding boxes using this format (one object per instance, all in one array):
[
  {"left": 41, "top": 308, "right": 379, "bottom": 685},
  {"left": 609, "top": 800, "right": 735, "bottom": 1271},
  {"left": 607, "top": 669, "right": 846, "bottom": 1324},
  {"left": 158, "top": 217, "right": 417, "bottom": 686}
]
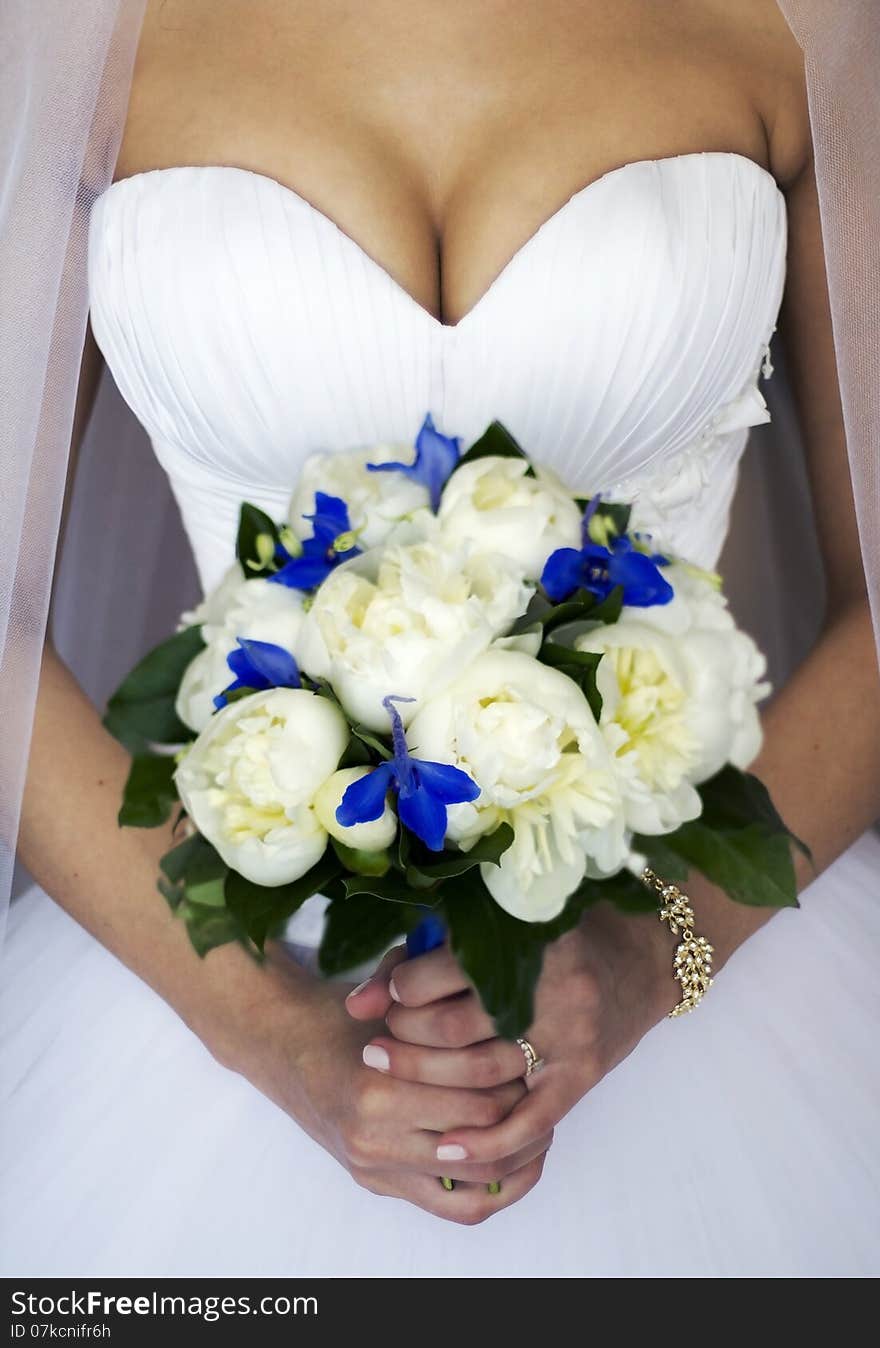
[{"left": 1, "top": 0, "right": 877, "bottom": 930}]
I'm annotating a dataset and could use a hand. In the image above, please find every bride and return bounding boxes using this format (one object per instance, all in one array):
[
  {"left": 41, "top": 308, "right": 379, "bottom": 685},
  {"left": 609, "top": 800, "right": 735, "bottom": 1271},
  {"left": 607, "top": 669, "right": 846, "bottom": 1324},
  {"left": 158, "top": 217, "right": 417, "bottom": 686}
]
[{"left": 2, "top": 0, "right": 879, "bottom": 1277}]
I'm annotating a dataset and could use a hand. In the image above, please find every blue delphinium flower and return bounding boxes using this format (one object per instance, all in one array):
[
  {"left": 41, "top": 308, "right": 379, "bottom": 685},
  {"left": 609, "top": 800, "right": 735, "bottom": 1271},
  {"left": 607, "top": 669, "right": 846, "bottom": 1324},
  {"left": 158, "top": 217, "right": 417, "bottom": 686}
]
[
  {"left": 213, "top": 638, "right": 301, "bottom": 710},
  {"left": 366, "top": 413, "right": 461, "bottom": 512},
  {"left": 541, "top": 496, "right": 673, "bottom": 607},
  {"left": 269, "top": 492, "right": 360, "bottom": 590},
  {"left": 336, "top": 695, "right": 479, "bottom": 852}
]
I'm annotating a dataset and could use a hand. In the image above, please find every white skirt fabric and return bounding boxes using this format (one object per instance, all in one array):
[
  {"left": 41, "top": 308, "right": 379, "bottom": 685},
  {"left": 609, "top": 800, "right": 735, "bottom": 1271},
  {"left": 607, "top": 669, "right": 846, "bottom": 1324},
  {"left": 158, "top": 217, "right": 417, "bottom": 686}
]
[{"left": 2, "top": 830, "right": 879, "bottom": 1279}]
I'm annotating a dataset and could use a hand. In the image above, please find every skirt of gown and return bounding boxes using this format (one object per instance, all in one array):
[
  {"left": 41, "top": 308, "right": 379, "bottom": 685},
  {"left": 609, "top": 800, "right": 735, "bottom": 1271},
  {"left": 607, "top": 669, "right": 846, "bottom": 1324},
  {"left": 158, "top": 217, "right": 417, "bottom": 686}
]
[{"left": 2, "top": 829, "right": 879, "bottom": 1279}]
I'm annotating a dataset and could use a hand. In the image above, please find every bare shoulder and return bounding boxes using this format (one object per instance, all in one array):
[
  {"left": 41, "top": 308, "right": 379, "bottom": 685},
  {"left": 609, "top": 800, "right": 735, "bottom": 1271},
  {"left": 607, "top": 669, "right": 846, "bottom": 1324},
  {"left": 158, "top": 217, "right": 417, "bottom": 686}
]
[{"left": 700, "top": 0, "right": 811, "bottom": 187}]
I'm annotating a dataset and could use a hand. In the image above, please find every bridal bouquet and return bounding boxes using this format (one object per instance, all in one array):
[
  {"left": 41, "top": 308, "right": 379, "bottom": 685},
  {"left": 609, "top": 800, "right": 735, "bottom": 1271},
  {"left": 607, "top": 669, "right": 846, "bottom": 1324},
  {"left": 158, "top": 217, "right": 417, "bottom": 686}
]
[{"left": 106, "top": 417, "right": 803, "bottom": 1036}]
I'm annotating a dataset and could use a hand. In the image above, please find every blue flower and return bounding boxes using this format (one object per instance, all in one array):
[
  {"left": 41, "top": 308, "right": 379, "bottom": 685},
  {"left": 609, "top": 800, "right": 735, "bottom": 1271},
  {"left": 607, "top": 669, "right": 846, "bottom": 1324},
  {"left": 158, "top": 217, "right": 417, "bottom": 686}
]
[
  {"left": 542, "top": 535, "right": 673, "bottom": 607},
  {"left": 367, "top": 413, "right": 461, "bottom": 511},
  {"left": 213, "top": 638, "right": 301, "bottom": 710},
  {"left": 269, "top": 492, "right": 360, "bottom": 590},
  {"left": 335, "top": 695, "right": 479, "bottom": 852},
  {"left": 541, "top": 497, "right": 673, "bottom": 607}
]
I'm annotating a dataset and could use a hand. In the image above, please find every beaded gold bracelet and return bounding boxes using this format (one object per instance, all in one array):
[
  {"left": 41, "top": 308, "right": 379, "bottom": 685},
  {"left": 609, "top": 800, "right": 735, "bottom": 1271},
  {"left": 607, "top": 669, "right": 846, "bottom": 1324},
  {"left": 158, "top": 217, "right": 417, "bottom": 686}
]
[{"left": 642, "top": 866, "right": 714, "bottom": 1016}]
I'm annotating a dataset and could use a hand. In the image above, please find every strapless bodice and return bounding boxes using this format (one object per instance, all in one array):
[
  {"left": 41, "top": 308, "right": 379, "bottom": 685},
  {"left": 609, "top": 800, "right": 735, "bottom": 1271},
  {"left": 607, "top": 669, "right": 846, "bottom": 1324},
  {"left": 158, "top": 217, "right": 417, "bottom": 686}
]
[{"left": 88, "top": 153, "right": 786, "bottom": 591}]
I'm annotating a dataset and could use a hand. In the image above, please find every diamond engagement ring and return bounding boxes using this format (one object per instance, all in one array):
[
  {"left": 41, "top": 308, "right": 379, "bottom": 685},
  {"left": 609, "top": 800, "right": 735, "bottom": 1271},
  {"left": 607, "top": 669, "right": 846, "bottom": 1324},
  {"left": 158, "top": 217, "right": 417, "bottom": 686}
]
[{"left": 516, "top": 1037, "right": 545, "bottom": 1078}]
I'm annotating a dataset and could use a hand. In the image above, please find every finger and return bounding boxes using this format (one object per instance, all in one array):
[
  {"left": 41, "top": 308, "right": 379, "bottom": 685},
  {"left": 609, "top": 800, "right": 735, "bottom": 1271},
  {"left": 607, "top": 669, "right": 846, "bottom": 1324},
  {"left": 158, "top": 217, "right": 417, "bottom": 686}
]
[
  {"left": 432, "top": 1089, "right": 558, "bottom": 1166},
  {"left": 363, "top": 1034, "right": 527, "bottom": 1089},
  {"left": 387, "top": 945, "right": 471, "bottom": 1008},
  {"left": 353, "top": 1148, "right": 551, "bottom": 1224},
  {"left": 433, "top": 1130, "right": 556, "bottom": 1184},
  {"left": 345, "top": 945, "right": 408, "bottom": 1021},
  {"left": 418, "top": 1079, "right": 527, "bottom": 1133},
  {"left": 346, "top": 1075, "right": 526, "bottom": 1170},
  {"left": 386, "top": 991, "right": 496, "bottom": 1049}
]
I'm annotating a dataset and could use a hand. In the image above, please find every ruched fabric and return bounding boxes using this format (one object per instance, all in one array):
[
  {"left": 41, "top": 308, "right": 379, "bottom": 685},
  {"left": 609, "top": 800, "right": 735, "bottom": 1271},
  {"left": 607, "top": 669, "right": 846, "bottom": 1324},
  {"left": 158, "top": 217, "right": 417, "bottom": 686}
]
[{"left": 87, "top": 153, "right": 786, "bottom": 588}]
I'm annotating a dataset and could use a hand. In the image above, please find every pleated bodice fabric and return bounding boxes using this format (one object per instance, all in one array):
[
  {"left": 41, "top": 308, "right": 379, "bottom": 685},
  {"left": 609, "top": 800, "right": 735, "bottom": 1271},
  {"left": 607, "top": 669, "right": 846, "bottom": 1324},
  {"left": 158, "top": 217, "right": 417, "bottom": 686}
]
[{"left": 88, "top": 152, "right": 787, "bottom": 592}]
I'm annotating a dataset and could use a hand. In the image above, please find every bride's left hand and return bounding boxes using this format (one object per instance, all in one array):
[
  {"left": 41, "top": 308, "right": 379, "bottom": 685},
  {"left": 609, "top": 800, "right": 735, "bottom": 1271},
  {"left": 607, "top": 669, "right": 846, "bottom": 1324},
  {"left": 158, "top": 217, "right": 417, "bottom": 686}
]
[{"left": 346, "top": 905, "right": 674, "bottom": 1170}]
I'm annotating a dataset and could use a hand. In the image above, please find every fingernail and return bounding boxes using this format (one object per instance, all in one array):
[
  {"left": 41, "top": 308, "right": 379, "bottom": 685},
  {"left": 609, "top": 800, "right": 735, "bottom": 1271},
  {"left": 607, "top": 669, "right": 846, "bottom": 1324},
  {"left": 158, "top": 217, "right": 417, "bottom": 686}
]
[
  {"left": 362, "top": 1045, "right": 390, "bottom": 1072},
  {"left": 346, "top": 979, "right": 371, "bottom": 1001},
  {"left": 436, "top": 1144, "right": 468, "bottom": 1161},
  {"left": 389, "top": 977, "right": 401, "bottom": 1002}
]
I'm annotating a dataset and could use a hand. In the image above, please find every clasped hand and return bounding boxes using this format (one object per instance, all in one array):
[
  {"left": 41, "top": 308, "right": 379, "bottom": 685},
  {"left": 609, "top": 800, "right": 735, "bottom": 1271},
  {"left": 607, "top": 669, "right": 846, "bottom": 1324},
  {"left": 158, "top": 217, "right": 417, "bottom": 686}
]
[{"left": 345, "top": 905, "right": 672, "bottom": 1224}]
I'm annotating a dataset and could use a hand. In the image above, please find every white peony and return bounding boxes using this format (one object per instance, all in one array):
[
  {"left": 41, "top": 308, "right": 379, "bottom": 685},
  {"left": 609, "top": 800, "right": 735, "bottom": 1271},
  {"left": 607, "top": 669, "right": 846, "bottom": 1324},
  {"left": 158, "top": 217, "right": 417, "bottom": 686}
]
[
  {"left": 407, "top": 649, "right": 628, "bottom": 921},
  {"left": 176, "top": 571, "right": 307, "bottom": 733},
  {"left": 179, "top": 562, "right": 247, "bottom": 630},
  {"left": 574, "top": 561, "right": 770, "bottom": 835},
  {"left": 298, "top": 541, "right": 534, "bottom": 732},
  {"left": 437, "top": 456, "right": 582, "bottom": 578},
  {"left": 174, "top": 687, "right": 349, "bottom": 887},
  {"left": 313, "top": 766, "right": 398, "bottom": 851},
  {"left": 288, "top": 445, "right": 432, "bottom": 551}
]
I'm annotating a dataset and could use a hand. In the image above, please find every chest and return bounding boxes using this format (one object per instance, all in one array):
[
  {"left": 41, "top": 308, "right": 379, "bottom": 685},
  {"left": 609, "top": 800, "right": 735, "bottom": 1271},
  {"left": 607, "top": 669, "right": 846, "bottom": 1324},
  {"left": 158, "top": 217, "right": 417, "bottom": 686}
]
[{"left": 118, "top": 0, "right": 769, "bottom": 326}]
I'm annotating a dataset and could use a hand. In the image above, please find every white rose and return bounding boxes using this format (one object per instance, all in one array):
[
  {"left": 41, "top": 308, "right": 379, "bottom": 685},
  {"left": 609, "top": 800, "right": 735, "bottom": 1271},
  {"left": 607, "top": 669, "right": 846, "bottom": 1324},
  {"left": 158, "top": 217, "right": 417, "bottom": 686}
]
[
  {"left": 313, "top": 766, "right": 398, "bottom": 850},
  {"left": 174, "top": 687, "right": 349, "bottom": 887},
  {"left": 288, "top": 446, "right": 432, "bottom": 551},
  {"left": 298, "top": 541, "right": 534, "bottom": 732},
  {"left": 574, "top": 562, "right": 770, "bottom": 835},
  {"left": 176, "top": 576, "right": 307, "bottom": 733},
  {"left": 407, "top": 650, "right": 628, "bottom": 921},
  {"left": 437, "top": 456, "right": 582, "bottom": 578}
]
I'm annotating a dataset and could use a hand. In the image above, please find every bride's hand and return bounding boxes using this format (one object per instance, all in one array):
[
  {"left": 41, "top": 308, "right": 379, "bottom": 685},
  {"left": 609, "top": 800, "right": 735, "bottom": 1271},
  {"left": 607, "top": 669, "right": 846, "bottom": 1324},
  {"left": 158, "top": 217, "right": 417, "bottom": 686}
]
[
  {"left": 347, "top": 906, "right": 673, "bottom": 1168},
  {"left": 211, "top": 946, "right": 549, "bottom": 1224}
]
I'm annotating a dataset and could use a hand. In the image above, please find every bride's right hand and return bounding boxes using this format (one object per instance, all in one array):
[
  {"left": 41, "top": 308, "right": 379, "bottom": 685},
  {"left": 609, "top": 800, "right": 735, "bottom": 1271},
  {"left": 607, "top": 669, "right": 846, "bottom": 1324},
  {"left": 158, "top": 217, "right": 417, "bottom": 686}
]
[{"left": 210, "top": 947, "right": 552, "bottom": 1225}]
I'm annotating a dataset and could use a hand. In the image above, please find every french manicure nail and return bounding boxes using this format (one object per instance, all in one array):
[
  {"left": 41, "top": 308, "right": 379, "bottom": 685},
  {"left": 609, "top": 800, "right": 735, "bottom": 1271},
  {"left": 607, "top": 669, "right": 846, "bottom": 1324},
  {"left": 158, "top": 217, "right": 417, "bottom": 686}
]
[
  {"left": 346, "top": 979, "right": 371, "bottom": 1000},
  {"left": 389, "top": 977, "right": 401, "bottom": 1002},
  {"left": 362, "top": 1045, "right": 390, "bottom": 1072},
  {"left": 436, "top": 1144, "right": 468, "bottom": 1162}
]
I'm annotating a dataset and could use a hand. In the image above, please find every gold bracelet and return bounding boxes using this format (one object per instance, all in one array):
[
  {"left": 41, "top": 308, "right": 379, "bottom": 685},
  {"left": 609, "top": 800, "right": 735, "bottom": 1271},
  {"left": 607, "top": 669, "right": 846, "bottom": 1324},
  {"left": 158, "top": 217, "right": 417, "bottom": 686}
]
[{"left": 642, "top": 867, "right": 714, "bottom": 1017}]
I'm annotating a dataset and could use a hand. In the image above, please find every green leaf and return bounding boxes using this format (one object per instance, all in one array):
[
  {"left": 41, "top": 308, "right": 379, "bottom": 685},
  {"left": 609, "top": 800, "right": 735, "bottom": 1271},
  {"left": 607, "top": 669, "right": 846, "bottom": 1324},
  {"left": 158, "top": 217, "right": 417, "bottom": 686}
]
[
  {"left": 456, "top": 420, "right": 529, "bottom": 468},
  {"left": 441, "top": 871, "right": 584, "bottom": 1040},
  {"left": 539, "top": 589, "right": 597, "bottom": 633},
  {"left": 698, "top": 767, "right": 812, "bottom": 862},
  {"left": 351, "top": 723, "right": 393, "bottom": 762},
  {"left": 321, "top": 875, "right": 349, "bottom": 903},
  {"left": 158, "top": 832, "right": 229, "bottom": 906},
  {"left": 331, "top": 837, "right": 392, "bottom": 877},
  {"left": 318, "top": 893, "right": 421, "bottom": 975},
  {"left": 538, "top": 643, "right": 604, "bottom": 720},
  {"left": 507, "top": 591, "right": 555, "bottom": 637},
  {"left": 118, "top": 754, "right": 178, "bottom": 828},
  {"left": 576, "top": 868, "right": 659, "bottom": 914},
  {"left": 160, "top": 831, "right": 214, "bottom": 885},
  {"left": 338, "top": 735, "right": 374, "bottom": 769},
  {"left": 585, "top": 585, "right": 624, "bottom": 626},
  {"left": 182, "top": 844, "right": 228, "bottom": 908},
  {"left": 179, "top": 899, "right": 247, "bottom": 958},
  {"left": 236, "top": 502, "right": 281, "bottom": 577},
  {"left": 157, "top": 832, "right": 240, "bottom": 952},
  {"left": 158, "top": 876, "right": 183, "bottom": 912},
  {"left": 631, "top": 834, "right": 691, "bottom": 884},
  {"left": 395, "top": 825, "right": 414, "bottom": 872},
  {"left": 656, "top": 820, "right": 799, "bottom": 908},
  {"left": 342, "top": 872, "right": 428, "bottom": 904},
  {"left": 225, "top": 850, "right": 343, "bottom": 950},
  {"left": 404, "top": 823, "right": 515, "bottom": 885},
  {"left": 104, "top": 626, "right": 204, "bottom": 751}
]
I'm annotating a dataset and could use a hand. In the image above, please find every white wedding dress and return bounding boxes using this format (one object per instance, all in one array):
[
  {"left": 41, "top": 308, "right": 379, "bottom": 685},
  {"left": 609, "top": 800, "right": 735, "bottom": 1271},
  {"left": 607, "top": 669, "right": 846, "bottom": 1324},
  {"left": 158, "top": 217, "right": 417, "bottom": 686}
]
[{"left": 2, "top": 153, "right": 879, "bottom": 1278}]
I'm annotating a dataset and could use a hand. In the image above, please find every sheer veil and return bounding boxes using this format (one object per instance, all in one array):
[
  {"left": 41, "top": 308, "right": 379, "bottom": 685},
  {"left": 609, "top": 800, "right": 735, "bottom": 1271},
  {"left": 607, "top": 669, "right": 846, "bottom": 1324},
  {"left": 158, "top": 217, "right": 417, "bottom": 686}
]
[{"left": 0, "top": 0, "right": 877, "bottom": 936}]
